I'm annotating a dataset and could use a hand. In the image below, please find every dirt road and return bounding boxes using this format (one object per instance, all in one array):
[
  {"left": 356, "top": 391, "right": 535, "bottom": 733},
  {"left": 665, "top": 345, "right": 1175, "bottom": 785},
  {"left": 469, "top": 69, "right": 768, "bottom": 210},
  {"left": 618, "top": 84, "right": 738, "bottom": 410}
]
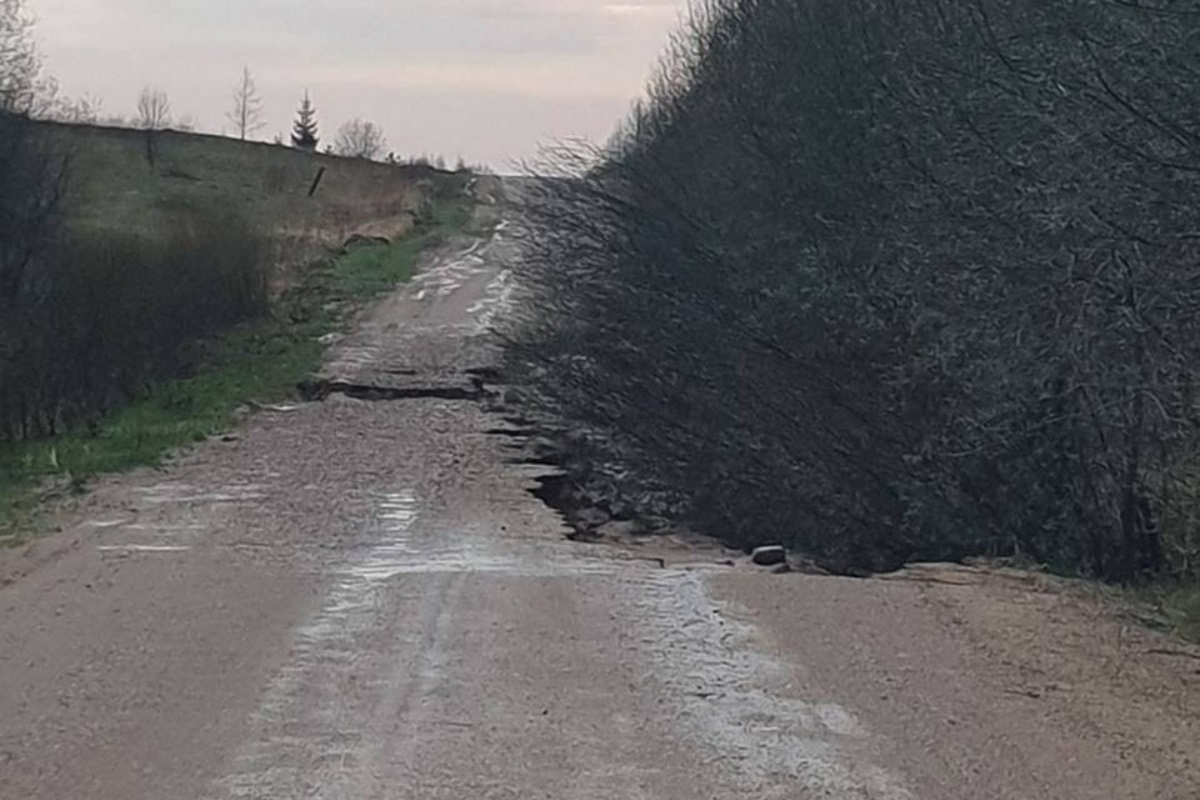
[{"left": 1, "top": 184, "right": 1198, "bottom": 799}]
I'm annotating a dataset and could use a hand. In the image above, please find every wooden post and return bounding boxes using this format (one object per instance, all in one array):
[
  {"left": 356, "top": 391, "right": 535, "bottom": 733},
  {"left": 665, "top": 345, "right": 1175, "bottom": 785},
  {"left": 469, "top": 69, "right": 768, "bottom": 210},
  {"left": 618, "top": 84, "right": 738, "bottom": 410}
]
[{"left": 308, "top": 166, "right": 326, "bottom": 197}]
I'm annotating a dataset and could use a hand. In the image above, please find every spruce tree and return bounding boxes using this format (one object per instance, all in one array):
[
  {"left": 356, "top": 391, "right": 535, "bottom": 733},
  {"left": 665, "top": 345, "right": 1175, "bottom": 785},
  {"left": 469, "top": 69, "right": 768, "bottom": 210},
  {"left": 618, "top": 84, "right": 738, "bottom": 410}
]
[{"left": 291, "top": 91, "right": 319, "bottom": 151}]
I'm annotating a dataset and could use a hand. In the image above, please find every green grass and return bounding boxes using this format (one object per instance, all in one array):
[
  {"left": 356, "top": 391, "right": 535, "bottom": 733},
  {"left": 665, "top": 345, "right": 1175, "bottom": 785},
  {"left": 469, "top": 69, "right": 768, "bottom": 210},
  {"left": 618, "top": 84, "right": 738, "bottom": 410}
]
[
  {"left": 333, "top": 196, "right": 469, "bottom": 297},
  {"left": 429, "top": 192, "right": 473, "bottom": 231},
  {"left": 335, "top": 237, "right": 426, "bottom": 298},
  {"left": 0, "top": 192, "right": 472, "bottom": 542},
  {"left": 1126, "top": 583, "right": 1200, "bottom": 644},
  {"left": 1163, "top": 588, "right": 1200, "bottom": 642}
]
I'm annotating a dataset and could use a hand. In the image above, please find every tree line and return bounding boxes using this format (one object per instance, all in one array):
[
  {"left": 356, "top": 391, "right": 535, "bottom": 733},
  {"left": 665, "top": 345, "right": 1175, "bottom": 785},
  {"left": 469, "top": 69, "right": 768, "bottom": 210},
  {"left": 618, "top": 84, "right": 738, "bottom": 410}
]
[
  {"left": 0, "top": 9, "right": 390, "bottom": 164},
  {"left": 506, "top": 0, "right": 1200, "bottom": 582},
  {"left": 125, "top": 76, "right": 390, "bottom": 160}
]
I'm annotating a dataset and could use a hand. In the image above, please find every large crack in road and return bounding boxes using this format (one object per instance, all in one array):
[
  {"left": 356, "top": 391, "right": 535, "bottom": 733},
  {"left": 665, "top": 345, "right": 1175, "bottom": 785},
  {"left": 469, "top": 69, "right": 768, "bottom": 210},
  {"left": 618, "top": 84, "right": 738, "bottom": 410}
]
[{"left": 1, "top": 179, "right": 1198, "bottom": 800}]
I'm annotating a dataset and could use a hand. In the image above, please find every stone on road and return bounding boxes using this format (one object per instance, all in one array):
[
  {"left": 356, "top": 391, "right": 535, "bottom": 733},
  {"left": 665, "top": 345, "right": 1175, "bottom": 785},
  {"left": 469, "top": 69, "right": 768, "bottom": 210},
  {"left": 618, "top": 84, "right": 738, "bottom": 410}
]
[{"left": 750, "top": 545, "right": 787, "bottom": 567}]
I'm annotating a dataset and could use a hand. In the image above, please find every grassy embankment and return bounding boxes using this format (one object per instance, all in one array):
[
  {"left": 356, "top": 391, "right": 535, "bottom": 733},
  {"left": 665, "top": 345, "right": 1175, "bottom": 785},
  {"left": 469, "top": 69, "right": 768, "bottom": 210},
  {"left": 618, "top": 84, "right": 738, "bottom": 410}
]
[{"left": 0, "top": 122, "right": 471, "bottom": 540}]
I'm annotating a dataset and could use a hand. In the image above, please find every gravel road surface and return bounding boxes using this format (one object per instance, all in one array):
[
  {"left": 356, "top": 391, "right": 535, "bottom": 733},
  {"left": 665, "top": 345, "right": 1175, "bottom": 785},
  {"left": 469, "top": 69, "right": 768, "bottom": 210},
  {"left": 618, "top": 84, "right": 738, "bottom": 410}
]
[{"left": 1, "top": 183, "right": 1197, "bottom": 799}]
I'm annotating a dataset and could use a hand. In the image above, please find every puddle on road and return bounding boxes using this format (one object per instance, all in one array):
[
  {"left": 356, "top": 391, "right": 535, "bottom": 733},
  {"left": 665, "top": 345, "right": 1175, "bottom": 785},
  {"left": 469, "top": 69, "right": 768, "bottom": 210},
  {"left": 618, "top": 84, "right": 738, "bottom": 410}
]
[
  {"left": 118, "top": 523, "right": 207, "bottom": 533},
  {"left": 82, "top": 519, "right": 131, "bottom": 529},
  {"left": 346, "top": 490, "right": 634, "bottom": 580},
  {"left": 632, "top": 569, "right": 913, "bottom": 799},
  {"left": 467, "top": 267, "right": 516, "bottom": 334},
  {"left": 97, "top": 545, "right": 192, "bottom": 554},
  {"left": 212, "top": 491, "right": 429, "bottom": 799},
  {"left": 406, "top": 227, "right": 513, "bottom": 329},
  {"left": 135, "top": 482, "right": 267, "bottom": 504},
  {"left": 82, "top": 483, "right": 260, "bottom": 554},
  {"left": 207, "top": 472, "right": 911, "bottom": 799},
  {"left": 410, "top": 247, "right": 487, "bottom": 299}
]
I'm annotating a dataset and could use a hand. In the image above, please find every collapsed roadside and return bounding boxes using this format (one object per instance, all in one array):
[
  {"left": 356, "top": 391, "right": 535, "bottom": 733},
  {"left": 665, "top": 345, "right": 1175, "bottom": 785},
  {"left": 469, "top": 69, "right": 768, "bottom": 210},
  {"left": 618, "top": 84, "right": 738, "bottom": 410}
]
[{"left": 499, "top": 0, "right": 1200, "bottom": 618}]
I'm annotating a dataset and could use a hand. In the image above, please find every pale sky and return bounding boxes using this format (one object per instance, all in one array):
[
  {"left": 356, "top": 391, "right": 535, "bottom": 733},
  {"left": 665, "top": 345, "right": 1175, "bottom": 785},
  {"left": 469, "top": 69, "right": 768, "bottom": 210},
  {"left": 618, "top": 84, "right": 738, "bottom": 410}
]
[{"left": 29, "top": 0, "right": 691, "bottom": 168}]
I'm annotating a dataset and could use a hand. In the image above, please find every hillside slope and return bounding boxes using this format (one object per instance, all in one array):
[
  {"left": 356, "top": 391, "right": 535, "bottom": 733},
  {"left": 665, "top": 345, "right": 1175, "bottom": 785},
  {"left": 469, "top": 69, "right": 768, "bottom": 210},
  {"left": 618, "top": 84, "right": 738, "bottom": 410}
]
[
  {"left": 0, "top": 120, "right": 471, "bottom": 533},
  {"left": 39, "top": 119, "right": 451, "bottom": 258}
]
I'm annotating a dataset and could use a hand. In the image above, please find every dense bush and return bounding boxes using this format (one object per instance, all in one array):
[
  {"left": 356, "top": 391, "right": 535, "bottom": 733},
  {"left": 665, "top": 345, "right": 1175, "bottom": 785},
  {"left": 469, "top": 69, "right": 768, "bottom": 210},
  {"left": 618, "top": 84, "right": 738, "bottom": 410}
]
[
  {"left": 507, "top": 0, "right": 1200, "bottom": 581},
  {"left": 0, "top": 111, "right": 64, "bottom": 303},
  {"left": 0, "top": 187, "right": 269, "bottom": 440}
]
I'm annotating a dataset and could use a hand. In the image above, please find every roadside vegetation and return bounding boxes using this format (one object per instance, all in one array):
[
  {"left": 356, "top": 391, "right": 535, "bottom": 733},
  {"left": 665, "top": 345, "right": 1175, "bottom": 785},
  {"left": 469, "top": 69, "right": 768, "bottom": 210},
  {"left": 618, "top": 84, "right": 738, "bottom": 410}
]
[
  {"left": 506, "top": 0, "right": 1200, "bottom": 599},
  {"left": 0, "top": 1, "right": 471, "bottom": 539},
  {"left": 0, "top": 166, "right": 469, "bottom": 538}
]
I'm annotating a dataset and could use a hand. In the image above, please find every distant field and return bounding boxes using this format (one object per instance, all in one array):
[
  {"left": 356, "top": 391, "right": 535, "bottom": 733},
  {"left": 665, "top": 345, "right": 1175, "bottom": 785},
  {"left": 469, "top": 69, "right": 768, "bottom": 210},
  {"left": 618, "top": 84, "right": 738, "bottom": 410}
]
[{"left": 39, "top": 119, "right": 451, "bottom": 263}]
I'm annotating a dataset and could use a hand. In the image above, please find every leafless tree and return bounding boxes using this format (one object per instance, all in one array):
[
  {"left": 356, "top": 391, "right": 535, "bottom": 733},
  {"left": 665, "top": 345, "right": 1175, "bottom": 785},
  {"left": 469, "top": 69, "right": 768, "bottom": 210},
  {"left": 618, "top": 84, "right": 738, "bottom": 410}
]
[
  {"left": 134, "top": 86, "right": 171, "bottom": 168},
  {"left": 0, "top": 0, "right": 65, "bottom": 302},
  {"left": 39, "top": 92, "right": 102, "bottom": 124},
  {"left": 226, "top": 66, "right": 264, "bottom": 141},
  {"left": 334, "top": 118, "right": 387, "bottom": 159},
  {"left": 136, "top": 87, "right": 171, "bottom": 130},
  {"left": 0, "top": 0, "right": 39, "bottom": 113},
  {"left": 506, "top": 0, "right": 1200, "bottom": 581}
]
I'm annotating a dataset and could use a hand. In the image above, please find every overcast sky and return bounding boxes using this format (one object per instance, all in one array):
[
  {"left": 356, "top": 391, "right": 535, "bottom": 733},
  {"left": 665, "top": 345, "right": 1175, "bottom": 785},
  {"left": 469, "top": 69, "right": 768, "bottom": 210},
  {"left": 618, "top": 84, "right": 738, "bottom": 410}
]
[{"left": 30, "top": 0, "right": 690, "bottom": 168}]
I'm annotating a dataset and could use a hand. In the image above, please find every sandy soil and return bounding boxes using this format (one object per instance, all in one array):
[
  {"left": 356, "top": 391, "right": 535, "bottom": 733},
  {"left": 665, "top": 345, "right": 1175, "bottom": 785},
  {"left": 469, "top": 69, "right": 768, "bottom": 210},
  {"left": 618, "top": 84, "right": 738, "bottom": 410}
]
[{"left": 0, "top": 182, "right": 1196, "bottom": 799}]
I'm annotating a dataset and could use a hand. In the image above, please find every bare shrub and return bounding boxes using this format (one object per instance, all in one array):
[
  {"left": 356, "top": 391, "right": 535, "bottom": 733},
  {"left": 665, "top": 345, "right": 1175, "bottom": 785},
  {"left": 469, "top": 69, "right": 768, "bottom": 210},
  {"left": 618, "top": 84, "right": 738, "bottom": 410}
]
[
  {"left": 227, "top": 66, "right": 265, "bottom": 141},
  {"left": 0, "top": 205, "right": 269, "bottom": 440},
  {"left": 334, "top": 118, "right": 387, "bottom": 160},
  {"left": 0, "top": 110, "right": 66, "bottom": 306},
  {"left": 0, "top": 0, "right": 39, "bottom": 113},
  {"left": 506, "top": 0, "right": 1200, "bottom": 581},
  {"left": 135, "top": 87, "right": 171, "bottom": 130}
]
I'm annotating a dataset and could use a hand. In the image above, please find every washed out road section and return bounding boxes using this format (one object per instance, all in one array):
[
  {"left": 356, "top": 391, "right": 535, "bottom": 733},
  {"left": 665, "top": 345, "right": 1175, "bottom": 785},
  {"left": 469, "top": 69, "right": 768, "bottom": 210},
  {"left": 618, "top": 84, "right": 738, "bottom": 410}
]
[{"left": 0, "top": 195, "right": 907, "bottom": 800}]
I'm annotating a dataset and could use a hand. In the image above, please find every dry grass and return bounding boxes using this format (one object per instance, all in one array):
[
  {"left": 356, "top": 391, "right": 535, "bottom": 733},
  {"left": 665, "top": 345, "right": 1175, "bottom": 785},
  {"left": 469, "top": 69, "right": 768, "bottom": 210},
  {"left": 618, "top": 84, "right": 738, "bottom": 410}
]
[
  {"left": 35, "top": 119, "right": 459, "bottom": 315},
  {"left": 38, "top": 119, "right": 442, "bottom": 258}
]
